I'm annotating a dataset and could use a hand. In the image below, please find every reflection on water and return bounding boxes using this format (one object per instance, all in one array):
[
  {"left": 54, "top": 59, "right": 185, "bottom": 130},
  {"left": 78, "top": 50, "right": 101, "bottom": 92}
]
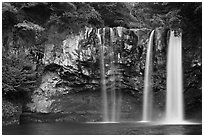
[{"left": 2, "top": 122, "right": 202, "bottom": 135}]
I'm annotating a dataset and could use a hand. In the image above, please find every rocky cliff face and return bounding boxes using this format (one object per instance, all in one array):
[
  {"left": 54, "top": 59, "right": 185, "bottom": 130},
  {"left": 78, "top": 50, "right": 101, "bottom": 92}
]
[
  {"left": 26, "top": 26, "right": 154, "bottom": 113},
  {"left": 27, "top": 72, "right": 63, "bottom": 113},
  {"left": 42, "top": 27, "right": 152, "bottom": 68},
  {"left": 25, "top": 27, "right": 170, "bottom": 115}
]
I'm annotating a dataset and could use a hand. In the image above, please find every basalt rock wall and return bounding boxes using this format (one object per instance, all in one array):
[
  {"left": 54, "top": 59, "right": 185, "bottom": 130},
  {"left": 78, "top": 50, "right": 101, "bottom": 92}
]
[{"left": 26, "top": 26, "right": 169, "bottom": 114}]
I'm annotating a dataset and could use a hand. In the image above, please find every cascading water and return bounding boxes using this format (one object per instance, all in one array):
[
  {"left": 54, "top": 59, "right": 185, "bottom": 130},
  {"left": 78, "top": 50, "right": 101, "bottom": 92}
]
[
  {"left": 96, "top": 27, "right": 125, "bottom": 123},
  {"left": 95, "top": 27, "right": 146, "bottom": 123},
  {"left": 110, "top": 28, "right": 117, "bottom": 122},
  {"left": 98, "top": 27, "right": 121, "bottom": 123},
  {"left": 165, "top": 30, "right": 184, "bottom": 123},
  {"left": 97, "top": 28, "right": 109, "bottom": 122},
  {"left": 142, "top": 30, "right": 155, "bottom": 122}
]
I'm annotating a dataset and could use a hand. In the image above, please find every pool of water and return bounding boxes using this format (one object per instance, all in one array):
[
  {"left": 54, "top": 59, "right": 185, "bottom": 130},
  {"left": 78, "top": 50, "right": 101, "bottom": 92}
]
[{"left": 2, "top": 122, "right": 202, "bottom": 135}]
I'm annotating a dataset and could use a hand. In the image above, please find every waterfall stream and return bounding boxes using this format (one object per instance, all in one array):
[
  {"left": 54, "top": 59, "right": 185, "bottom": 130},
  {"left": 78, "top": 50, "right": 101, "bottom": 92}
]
[
  {"left": 165, "top": 30, "right": 184, "bottom": 123},
  {"left": 142, "top": 30, "right": 155, "bottom": 122},
  {"left": 98, "top": 28, "right": 109, "bottom": 122}
]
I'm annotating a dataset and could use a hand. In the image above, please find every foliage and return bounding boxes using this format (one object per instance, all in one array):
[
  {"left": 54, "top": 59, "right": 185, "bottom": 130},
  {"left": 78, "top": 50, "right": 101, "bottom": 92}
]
[
  {"left": 90, "top": 2, "right": 137, "bottom": 28},
  {"left": 15, "top": 20, "right": 45, "bottom": 32},
  {"left": 2, "top": 100, "right": 21, "bottom": 117},
  {"left": 2, "top": 99, "right": 22, "bottom": 125},
  {"left": 2, "top": 51, "right": 39, "bottom": 101}
]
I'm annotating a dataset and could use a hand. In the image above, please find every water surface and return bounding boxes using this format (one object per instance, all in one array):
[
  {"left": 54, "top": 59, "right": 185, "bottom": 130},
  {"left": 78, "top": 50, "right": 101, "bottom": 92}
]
[{"left": 3, "top": 122, "right": 201, "bottom": 135}]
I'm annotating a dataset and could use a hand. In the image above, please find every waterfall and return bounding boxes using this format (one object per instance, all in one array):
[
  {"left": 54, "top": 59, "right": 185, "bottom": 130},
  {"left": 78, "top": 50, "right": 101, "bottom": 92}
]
[
  {"left": 165, "top": 30, "right": 184, "bottom": 123},
  {"left": 90, "top": 27, "right": 191, "bottom": 124},
  {"left": 95, "top": 27, "right": 148, "bottom": 123},
  {"left": 142, "top": 30, "right": 155, "bottom": 122},
  {"left": 110, "top": 28, "right": 117, "bottom": 122},
  {"left": 97, "top": 27, "right": 125, "bottom": 123},
  {"left": 97, "top": 28, "right": 109, "bottom": 122}
]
